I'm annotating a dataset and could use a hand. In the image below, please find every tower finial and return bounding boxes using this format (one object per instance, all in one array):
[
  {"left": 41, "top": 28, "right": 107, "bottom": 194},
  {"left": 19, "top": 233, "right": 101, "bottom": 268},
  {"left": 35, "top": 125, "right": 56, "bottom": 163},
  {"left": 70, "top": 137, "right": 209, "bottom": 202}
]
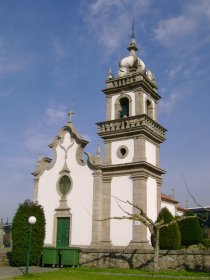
[
  {"left": 131, "top": 17, "right": 135, "bottom": 39},
  {"left": 127, "top": 17, "right": 138, "bottom": 52}
]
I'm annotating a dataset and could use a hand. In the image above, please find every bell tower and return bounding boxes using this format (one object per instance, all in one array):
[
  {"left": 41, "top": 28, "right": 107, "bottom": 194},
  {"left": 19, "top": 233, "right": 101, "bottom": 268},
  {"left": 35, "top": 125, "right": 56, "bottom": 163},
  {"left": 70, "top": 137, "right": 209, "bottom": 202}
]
[{"left": 93, "top": 30, "right": 166, "bottom": 249}]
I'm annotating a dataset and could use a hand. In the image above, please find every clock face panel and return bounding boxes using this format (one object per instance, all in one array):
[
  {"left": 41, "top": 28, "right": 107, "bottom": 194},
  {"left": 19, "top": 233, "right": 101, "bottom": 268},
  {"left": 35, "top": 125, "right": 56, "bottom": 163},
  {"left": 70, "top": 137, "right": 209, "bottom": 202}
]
[{"left": 118, "top": 66, "right": 128, "bottom": 77}]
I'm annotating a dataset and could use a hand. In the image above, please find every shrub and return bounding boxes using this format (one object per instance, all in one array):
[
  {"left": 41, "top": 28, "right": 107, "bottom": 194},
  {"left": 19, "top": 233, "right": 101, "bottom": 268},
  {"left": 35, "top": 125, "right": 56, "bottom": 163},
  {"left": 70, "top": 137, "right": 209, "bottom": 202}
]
[
  {"left": 157, "top": 207, "right": 181, "bottom": 250},
  {"left": 202, "top": 238, "right": 210, "bottom": 248},
  {"left": 11, "top": 200, "right": 45, "bottom": 266},
  {"left": 178, "top": 210, "right": 203, "bottom": 247}
]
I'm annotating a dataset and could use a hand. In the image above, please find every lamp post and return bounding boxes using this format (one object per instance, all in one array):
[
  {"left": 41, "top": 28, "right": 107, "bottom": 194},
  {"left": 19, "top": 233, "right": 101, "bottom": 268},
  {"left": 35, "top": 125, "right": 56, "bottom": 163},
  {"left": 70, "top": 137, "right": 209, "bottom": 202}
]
[{"left": 25, "top": 216, "right": 37, "bottom": 274}]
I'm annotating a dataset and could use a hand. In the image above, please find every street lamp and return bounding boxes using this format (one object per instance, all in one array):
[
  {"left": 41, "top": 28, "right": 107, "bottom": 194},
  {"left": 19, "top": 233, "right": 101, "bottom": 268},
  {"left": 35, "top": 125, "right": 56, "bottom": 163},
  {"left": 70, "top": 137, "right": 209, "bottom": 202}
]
[{"left": 25, "top": 216, "right": 37, "bottom": 274}]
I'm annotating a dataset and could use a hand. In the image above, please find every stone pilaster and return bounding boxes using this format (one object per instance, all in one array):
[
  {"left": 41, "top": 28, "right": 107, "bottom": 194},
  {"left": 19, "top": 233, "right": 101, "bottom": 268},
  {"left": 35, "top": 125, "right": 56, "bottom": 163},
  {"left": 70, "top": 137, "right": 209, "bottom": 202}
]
[
  {"left": 101, "top": 176, "right": 112, "bottom": 247},
  {"left": 33, "top": 178, "right": 39, "bottom": 203},
  {"left": 156, "top": 144, "right": 160, "bottom": 167},
  {"left": 91, "top": 169, "right": 103, "bottom": 247},
  {"left": 135, "top": 90, "right": 144, "bottom": 115},
  {"left": 133, "top": 136, "right": 146, "bottom": 162},
  {"left": 129, "top": 173, "right": 150, "bottom": 249},
  {"left": 106, "top": 95, "right": 112, "bottom": 121},
  {"left": 103, "top": 141, "right": 112, "bottom": 165},
  {"left": 157, "top": 179, "right": 162, "bottom": 215}
]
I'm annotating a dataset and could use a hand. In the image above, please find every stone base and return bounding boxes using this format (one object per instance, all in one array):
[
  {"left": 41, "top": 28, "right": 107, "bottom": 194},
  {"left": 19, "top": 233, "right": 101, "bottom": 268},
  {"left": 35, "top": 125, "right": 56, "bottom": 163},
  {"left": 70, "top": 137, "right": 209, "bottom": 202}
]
[{"left": 128, "top": 240, "right": 152, "bottom": 250}]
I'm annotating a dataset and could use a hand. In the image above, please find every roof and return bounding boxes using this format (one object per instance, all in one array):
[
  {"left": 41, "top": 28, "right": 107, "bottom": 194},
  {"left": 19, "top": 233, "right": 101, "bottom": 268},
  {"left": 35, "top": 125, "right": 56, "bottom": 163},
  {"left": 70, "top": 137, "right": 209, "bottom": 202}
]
[{"left": 161, "top": 193, "right": 179, "bottom": 204}]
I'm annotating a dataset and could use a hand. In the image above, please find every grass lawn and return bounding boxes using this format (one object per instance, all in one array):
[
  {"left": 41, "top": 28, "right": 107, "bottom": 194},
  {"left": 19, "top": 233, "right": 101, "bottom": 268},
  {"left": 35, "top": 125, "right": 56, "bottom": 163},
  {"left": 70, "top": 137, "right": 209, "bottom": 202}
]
[{"left": 10, "top": 267, "right": 210, "bottom": 280}]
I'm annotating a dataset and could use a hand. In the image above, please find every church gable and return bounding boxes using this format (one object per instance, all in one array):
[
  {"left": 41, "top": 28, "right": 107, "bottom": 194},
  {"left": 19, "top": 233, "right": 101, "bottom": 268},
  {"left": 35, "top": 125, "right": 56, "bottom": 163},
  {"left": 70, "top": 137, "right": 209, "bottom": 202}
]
[{"left": 33, "top": 121, "right": 94, "bottom": 247}]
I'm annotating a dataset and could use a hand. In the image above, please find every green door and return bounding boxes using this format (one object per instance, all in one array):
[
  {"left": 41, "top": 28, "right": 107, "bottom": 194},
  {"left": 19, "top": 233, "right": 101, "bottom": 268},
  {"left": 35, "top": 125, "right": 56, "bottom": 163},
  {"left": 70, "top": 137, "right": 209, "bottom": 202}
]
[{"left": 56, "top": 217, "right": 70, "bottom": 248}]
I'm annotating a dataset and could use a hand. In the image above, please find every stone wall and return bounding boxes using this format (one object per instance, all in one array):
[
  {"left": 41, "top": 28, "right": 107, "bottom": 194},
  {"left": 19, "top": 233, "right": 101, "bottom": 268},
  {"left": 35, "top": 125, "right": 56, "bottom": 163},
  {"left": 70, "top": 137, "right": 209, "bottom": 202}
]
[
  {"left": 80, "top": 248, "right": 210, "bottom": 272},
  {"left": 0, "top": 248, "right": 10, "bottom": 266},
  {"left": 1, "top": 247, "right": 210, "bottom": 271}
]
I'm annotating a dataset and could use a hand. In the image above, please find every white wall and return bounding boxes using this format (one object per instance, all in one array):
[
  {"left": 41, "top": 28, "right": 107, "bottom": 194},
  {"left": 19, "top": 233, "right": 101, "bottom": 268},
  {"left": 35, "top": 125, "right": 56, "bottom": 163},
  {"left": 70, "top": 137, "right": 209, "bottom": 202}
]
[
  {"left": 110, "top": 176, "right": 132, "bottom": 246},
  {"left": 37, "top": 132, "right": 93, "bottom": 246},
  {"left": 161, "top": 201, "right": 176, "bottom": 216},
  {"left": 145, "top": 140, "right": 156, "bottom": 165},
  {"left": 111, "top": 139, "right": 134, "bottom": 164}
]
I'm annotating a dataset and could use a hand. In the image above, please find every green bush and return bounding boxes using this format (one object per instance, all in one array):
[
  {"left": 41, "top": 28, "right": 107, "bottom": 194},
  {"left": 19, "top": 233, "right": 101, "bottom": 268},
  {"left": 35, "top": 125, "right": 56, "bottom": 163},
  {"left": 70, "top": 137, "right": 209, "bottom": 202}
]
[
  {"left": 11, "top": 200, "right": 45, "bottom": 266},
  {"left": 202, "top": 238, "right": 210, "bottom": 248},
  {"left": 178, "top": 210, "right": 203, "bottom": 247},
  {"left": 157, "top": 207, "right": 181, "bottom": 250}
]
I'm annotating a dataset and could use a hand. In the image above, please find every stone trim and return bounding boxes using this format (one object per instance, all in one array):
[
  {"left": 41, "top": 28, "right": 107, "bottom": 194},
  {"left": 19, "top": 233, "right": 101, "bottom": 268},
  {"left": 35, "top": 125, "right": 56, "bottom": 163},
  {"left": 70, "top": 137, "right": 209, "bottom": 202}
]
[
  {"left": 116, "top": 145, "right": 129, "bottom": 159},
  {"left": 106, "top": 95, "right": 112, "bottom": 121},
  {"left": 52, "top": 209, "right": 72, "bottom": 247},
  {"left": 129, "top": 173, "right": 150, "bottom": 248},
  {"left": 103, "top": 141, "right": 112, "bottom": 165},
  {"left": 91, "top": 170, "right": 103, "bottom": 247},
  {"left": 101, "top": 161, "right": 166, "bottom": 177},
  {"left": 133, "top": 136, "right": 146, "bottom": 162},
  {"left": 114, "top": 93, "right": 132, "bottom": 119},
  {"left": 101, "top": 176, "right": 112, "bottom": 247},
  {"left": 56, "top": 174, "right": 73, "bottom": 199},
  {"left": 97, "top": 114, "right": 166, "bottom": 143}
]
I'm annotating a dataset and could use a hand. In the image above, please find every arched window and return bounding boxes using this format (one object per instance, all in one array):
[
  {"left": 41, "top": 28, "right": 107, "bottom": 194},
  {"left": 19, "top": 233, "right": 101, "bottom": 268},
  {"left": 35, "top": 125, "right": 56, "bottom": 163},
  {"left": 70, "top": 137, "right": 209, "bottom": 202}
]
[
  {"left": 119, "top": 97, "right": 129, "bottom": 118},
  {"left": 58, "top": 175, "right": 71, "bottom": 198},
  {"left": 146, "top": 99, "right": 153, "bottom": 119}
]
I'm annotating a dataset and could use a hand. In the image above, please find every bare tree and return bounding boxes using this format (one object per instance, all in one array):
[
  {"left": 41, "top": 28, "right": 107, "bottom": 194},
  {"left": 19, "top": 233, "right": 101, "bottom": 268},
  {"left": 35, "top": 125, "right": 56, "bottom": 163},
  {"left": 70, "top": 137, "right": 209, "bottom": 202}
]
[{"left": 97, "top": 196, "right": 195, "bottom": 271}]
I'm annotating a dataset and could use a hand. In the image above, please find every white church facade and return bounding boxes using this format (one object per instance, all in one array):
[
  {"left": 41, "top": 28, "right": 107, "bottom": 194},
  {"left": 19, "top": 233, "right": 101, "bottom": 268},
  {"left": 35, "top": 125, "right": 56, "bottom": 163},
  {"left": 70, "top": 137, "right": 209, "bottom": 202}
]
[{"left": 32, "top": 31, "right": 181, "bottom": 249}]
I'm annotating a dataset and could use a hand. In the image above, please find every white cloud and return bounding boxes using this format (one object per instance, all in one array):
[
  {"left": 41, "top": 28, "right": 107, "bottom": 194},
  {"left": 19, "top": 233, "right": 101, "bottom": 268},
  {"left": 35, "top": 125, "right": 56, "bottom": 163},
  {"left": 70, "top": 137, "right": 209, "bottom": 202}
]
[
  {"left": 154, "top": 0, "right": 210, "bottom": 47},
  {"left": 0, "top": 57, "right": 22, "bottom": 74},
  {"left": 0, "top": 37, "right": 24, "bottom": 75},
  {"left": 84, "top": 0, "right": 151, "bottom": 55},
  {"left": 52, "top": 37, "right": 66, "bottom": 60},
  {"left": 159, "top": 90, "right": 181, "bottom": 114},
  {"left": 45, "top": 106, "right": 67, "bottom": 125},
  {"left": 25, "top": 129, "right": 51, "bottom": 152},
  {"left": 166, "top": 63, "right": 184, "bottom": 78}
]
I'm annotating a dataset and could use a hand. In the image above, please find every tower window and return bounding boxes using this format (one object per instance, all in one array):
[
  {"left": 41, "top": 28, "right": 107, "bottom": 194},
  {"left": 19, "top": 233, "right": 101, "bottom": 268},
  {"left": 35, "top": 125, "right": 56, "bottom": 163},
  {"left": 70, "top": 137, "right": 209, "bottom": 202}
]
[
  {"left": 146, "top": 99, "right": 153, "bottom": 119},
  {"left": 119, "top": 97, "right": 129, "bottom": 118}
]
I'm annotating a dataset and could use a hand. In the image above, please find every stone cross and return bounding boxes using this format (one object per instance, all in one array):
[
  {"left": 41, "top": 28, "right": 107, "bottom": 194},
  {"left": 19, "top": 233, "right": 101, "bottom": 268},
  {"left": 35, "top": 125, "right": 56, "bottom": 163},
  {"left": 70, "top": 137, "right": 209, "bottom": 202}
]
[{"left": 67, "top": 111, "right": 74, "bottom": 123}]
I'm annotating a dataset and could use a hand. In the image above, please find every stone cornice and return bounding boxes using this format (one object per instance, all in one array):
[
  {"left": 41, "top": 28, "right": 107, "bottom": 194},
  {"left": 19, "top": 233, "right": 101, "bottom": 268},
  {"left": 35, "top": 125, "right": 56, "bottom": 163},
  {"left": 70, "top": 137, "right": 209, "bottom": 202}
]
[
  {"left": 49, "top": 123, "right": 88, "bottom": 149},
  {"left": 97, "top": 114, "right": 166, "bottom": 143},
  {"left": 104, "top": 72, "right": 160, "bottom": 101},
  {"left": 101, "top": 161, "right": 166, "bottom": 177}
]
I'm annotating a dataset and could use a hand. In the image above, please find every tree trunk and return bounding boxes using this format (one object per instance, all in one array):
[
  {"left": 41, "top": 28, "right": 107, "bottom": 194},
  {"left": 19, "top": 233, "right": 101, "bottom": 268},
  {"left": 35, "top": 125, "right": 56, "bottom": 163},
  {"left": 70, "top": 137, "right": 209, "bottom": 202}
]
[{"left": 153, "top": 228, "right": 160, "bottom": 271}]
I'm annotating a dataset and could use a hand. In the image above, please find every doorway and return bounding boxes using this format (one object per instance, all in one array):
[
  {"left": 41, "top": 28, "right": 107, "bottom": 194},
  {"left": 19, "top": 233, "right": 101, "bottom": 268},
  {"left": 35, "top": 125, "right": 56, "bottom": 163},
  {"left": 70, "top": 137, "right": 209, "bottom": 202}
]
[{"left": 56, "top": 217, "right": 70, "bottom": 248}]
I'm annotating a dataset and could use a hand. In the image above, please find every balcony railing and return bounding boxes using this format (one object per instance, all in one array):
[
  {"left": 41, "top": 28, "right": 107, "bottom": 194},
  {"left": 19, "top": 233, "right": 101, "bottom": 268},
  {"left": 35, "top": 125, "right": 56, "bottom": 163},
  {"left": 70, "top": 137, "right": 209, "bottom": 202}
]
[{"left": 97, "top": 115, "right": 166, "bottom": 140}]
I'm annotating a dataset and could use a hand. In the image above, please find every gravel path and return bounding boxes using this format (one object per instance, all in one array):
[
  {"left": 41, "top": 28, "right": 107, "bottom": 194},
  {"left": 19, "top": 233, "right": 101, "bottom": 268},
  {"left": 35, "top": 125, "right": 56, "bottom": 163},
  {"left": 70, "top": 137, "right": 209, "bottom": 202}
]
[{"left": 0, "top": 266, "right": 59, "bottom": 279}]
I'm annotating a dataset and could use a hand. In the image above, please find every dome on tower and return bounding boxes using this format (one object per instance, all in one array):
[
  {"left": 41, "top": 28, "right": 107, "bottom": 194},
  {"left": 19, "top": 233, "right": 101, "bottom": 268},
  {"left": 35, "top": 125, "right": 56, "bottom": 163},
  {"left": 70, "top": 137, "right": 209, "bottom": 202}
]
[{"left": 118, "top": 28, "right": 145, "bottom": 76}]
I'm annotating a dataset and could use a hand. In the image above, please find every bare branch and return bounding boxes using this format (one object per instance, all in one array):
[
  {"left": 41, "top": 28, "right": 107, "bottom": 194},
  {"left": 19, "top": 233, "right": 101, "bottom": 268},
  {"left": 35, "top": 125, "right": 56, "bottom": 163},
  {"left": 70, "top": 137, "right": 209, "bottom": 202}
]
[
  {"left": 183, "top": 175, "right": 204, "bottom": 209},
  {"left": 183, "top": 175, "right": 209, "bottom": 222}
]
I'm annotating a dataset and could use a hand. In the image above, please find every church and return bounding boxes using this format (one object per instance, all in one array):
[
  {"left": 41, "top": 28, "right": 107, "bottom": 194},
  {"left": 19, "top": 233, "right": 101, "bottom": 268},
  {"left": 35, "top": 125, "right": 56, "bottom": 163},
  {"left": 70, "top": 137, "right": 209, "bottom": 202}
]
[{"left": 32, "top": 30, "right": 182, "bottom": 249}]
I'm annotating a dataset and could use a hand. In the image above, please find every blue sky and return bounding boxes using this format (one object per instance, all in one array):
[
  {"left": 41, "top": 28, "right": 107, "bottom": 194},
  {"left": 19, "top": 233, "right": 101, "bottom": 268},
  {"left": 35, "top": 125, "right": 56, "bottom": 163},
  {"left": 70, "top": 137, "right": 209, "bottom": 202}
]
[{"left": 0, "top": 0, "right": 210, "bottom": 221}]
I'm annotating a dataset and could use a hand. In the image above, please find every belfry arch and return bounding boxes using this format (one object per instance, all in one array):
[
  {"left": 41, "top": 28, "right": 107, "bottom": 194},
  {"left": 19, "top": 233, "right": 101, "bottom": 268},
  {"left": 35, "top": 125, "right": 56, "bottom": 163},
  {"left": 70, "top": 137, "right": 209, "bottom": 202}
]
[
  {"left": 114, "top": 94, "right": 132, "bottom": 119},
  {"left": 145, "top": 98, "right": 153, "bottom": 119}
]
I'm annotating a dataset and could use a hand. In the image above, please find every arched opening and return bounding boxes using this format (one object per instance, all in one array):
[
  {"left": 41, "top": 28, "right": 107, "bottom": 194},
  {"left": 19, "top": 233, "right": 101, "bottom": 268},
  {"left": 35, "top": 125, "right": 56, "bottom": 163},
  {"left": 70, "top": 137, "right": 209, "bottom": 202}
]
[
  {"left": 146, "top": 99, "right": 153, "bottom": 119},
  {"left": 119, "top": 97, "right": 129, "bottom": 118}
]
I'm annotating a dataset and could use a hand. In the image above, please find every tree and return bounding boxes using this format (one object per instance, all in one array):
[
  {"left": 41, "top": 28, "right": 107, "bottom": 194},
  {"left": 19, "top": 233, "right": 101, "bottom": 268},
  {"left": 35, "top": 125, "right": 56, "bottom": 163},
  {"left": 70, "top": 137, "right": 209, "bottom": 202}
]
[
  {"left": 11, "top": 200, "right": 46, "bottom": 266},
  {"left": 98, "top": 197, "right": 195, "bottom": 271},
  {"left": 157, "top": 207, "right": 181, "bottom": 250},
  {"left": 178, "top": 210, "right": 203, "bottom": 247}
]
